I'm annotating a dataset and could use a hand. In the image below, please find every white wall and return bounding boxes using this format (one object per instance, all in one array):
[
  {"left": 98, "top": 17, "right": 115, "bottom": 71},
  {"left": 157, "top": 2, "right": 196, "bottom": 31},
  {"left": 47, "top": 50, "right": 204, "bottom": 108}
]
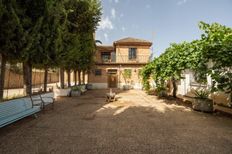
[
  {"left": 176, "top": 69, "right": 231, "bottom": 106},
  {"left": 91, "top": 83, "right": 108, "bottom": 89}
]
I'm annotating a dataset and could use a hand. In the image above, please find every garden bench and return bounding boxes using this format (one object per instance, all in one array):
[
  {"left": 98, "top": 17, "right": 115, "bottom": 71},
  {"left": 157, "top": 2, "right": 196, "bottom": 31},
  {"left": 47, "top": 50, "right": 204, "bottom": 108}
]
[
  {"left": 30, "top": 92, "right": 55, "bottom": 109},
  {"left": 0, "top": 98, "right": 40, "bottom": 128}
]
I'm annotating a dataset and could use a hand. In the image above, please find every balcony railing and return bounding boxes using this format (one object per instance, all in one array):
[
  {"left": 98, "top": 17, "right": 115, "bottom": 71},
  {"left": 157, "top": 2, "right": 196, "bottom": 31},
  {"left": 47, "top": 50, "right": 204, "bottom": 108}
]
[{"left": 96, "top": 55, "right": 149, "bottom": 64}]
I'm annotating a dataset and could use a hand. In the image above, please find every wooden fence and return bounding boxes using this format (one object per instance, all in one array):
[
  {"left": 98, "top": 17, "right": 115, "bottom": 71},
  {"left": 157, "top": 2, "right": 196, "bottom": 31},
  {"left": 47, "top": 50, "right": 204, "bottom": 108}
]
[{"left": 4, "top": 69, "right": 59, "bottom": 89}]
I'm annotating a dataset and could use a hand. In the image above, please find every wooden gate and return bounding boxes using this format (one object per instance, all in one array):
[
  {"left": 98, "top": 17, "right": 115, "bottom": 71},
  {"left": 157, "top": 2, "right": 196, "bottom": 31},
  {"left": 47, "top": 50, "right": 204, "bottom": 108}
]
[
  {"left": 107, "top": 69, "right": 117, "bottom": 88},
  {"left": 108, "top": 74, "right": 117, "bottom": 88}
]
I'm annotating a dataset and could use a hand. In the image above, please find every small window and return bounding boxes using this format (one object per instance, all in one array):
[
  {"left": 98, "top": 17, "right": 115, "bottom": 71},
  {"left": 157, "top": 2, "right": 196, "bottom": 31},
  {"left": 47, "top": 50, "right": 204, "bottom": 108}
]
[
  {"left": 101, "top": 52, "right": 111, "bottom": 62},
  {"left": 95, "top": 69, "right": 102, "bottom": 76},
  {"left": 129, "top": 48, "right": 137, "bottom": 60},
  {"left": 108, "top": 69, "right": 117, "bottom": 74}
]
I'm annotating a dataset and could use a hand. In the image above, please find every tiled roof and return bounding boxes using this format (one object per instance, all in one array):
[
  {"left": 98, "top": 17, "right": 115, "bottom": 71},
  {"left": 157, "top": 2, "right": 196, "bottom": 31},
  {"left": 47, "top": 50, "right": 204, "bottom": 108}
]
[
  {"left": 114, "top": 37, "right": 152, "bottom": 46},
  {"left": 97, "top": 45, "right": 114, "bottom": 51}
]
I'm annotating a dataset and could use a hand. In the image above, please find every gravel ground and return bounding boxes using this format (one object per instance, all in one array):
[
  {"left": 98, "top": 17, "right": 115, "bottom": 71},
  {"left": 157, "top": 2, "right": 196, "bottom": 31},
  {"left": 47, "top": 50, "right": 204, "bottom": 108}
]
[{"left": 1, "top": 89, "right": 232, "bottom": 154}]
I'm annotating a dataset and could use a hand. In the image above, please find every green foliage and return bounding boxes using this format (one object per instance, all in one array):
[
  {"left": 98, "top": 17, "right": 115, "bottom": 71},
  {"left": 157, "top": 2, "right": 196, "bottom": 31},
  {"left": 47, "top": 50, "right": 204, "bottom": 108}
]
[
  {"left": 156, "top": 85, "right": 167, "bottom": 98},
  {"left": 9, "top": 64, "right": 23, "bottom": 74},
  {"left": 0, "top": 0, "right": 24, "bottom": 61},
  {"left": 141, "top": 61, "right": 155, "bottom": 91},
  {"left": 141, "top": 41, "right": 207, "bottom": 95},
  {"left": 156, "top": 85, "right": 166, "bottom": 92},
  {"left": 0, "top": 0, "right": 102, "bottom": 68},
  {"left": 122, "top": 69, "right": 132, "bottom": 84},
  {"left": 194, "top": 89, "right": 210, "bottom": 99},
  {"left": 0, "top": 0, "right": 102, "bottom": 97},
  {"left": 59, "top": 0, "right": 101, "bottom": 73},
  {"left": 123, "top": 69, "right": 132, "bottom": 79},
  {"left": 142, "top": 21, "right": 232, "bottom": 100},
  {"left": 71, "top": 86, "right": 81, "bottom": 91},
  {"left": 199, "top": 21, "right": 232, "bottom": 104}
]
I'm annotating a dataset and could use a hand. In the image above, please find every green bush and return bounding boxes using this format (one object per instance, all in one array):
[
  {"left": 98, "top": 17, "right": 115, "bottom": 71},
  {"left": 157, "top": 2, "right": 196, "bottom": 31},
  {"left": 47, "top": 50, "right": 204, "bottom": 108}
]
[
  {"left": 71, "top": 86, "right": 81, "bottom": 91},
  {"left": 194, "top": 89, "right": 210, "bottom": 99}
]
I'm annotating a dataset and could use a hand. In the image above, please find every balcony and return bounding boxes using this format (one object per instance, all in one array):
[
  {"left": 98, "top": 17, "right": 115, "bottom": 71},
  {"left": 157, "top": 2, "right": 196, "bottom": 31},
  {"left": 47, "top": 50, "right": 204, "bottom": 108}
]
[{"left": 96, "top": 55, "right": 149, "bottom": 64}]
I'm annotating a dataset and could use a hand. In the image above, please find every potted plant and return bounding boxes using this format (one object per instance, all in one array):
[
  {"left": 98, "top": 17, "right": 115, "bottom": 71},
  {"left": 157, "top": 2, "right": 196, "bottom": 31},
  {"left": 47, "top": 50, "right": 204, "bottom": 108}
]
[
  {"left": 71, "top": 86, "right": 81, "bottom": 96},
  {"left": 192, "top": 89, "right": 213, "bottom": 112},
  {"left": 122, "top": 69, "right": 132, "bottom": 90},
  {"left": 156, "top": 86, "right": 167, "bottom": 98},
  {"left": 54, "top": 84, "right": 71, "bottom": 97}
]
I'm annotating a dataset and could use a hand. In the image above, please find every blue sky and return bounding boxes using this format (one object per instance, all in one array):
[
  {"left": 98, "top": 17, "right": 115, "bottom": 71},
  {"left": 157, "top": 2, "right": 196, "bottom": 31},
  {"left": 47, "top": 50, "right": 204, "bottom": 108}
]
[{"left": 96, "top": 0, "right": 232, "bottom": 57}]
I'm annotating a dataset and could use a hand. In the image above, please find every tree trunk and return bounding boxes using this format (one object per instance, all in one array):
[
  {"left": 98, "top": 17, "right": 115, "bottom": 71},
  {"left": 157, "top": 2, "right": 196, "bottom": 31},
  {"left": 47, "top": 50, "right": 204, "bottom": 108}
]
[
  {"left": 67, "top": 69, "right": 71, "bottom": 87},
  {"left": 0, "top": 54, "right": 6, "bottom": 101},
  {"left": 74, "top": 70, "right": 77, "bottom": 86},
  {"left": 23, "top": 62, "right": 32, "bottom": 96},
  {"left": 171, "top": 77, "right": 177, "bottom": 98},
  {"left": 59, "top": 68, "right": 65, "bottom": 89},
  {"left": 82, "top": 70, "right": 85, "bottom": 84},
  {"left": 43, "top": 67, "right": 48, "bottom": 92},
  {"left": 77, "top": 69, "right": 81, "bottom": 85}
]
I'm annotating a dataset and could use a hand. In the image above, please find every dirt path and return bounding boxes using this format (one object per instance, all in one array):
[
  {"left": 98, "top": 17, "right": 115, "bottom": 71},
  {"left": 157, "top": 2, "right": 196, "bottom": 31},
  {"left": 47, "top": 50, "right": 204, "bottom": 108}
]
[{"left": 1, "top": 89, "right": 232, "bottom": 154}]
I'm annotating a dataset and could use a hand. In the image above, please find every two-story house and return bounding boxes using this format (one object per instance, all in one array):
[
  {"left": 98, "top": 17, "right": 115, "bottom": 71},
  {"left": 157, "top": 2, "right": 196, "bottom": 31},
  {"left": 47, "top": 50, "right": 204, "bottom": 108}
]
[{"left": 88, "top": 37, "right": 152, "bottom": 89}]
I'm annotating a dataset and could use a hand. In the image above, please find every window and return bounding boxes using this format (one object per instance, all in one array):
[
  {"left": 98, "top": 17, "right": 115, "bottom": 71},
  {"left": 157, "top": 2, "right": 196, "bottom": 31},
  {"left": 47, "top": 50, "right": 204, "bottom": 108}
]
[
  {"left": 101, "top": 52, "right": 111, "bottom": 62},
  {"left": 129, "top": 48, "right": 137, "bottom": 60},
  {"left": 108, "top": 69, "right": 117, "bottom": 74},
  {"left": 95, "top": 69, "right": 102, "bottom": 76}
]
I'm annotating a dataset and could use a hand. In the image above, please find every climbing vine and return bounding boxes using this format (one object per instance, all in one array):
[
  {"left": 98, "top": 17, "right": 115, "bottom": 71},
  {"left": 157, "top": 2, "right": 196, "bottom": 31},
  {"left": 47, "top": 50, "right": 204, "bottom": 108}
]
[{"left": 142, "top": 21, "right": 232, "bottom": 101}]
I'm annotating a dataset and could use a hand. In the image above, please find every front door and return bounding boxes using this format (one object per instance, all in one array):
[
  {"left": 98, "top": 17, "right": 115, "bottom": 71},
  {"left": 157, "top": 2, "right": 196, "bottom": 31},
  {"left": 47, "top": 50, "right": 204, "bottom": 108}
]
[{"left": 108, "top": 74, "right": 117, "bottom": 88}]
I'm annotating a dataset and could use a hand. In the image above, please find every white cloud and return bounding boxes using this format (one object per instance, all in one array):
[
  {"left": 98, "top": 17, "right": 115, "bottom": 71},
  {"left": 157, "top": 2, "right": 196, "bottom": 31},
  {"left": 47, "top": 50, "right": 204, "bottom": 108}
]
[
  {"left": 99, "top": 17, "right": 114, "bottom": 30},
  {"left": 177, "top": 0, "right": 188, "bottom": 5},
  {"left": 104, "top": 33, "right": 108, "bottom": 41},
  {"left": 111, "top": 8, "right": 116, "bottom": 19},
  {"left": 115, "top": 0, "right": 119, "bottom": 3}
]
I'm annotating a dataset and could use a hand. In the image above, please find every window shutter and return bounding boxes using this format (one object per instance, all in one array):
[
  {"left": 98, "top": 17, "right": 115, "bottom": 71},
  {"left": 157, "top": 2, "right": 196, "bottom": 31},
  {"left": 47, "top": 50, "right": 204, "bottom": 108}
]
[
  {"left": 129, "top": 48, "right": 132, "bottom": 60},
  {"left": 134, "top": 48, "right": 137, "bottom": 59}
]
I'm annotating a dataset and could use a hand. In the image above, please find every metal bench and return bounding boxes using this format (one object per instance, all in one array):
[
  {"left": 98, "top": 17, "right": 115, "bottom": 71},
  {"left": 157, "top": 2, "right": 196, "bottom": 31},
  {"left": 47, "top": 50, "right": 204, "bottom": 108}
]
[
  {"left": 0, "top": 98, "right": 40, "bottom": 128},
  {"left": 30, "top": 92, "right": 55, "bottom": 109}
]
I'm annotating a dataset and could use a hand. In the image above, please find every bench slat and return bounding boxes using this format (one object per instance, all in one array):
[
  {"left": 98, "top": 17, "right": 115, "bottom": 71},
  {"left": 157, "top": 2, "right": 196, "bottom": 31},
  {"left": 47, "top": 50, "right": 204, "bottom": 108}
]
[
  {"left": 0, "top": 99, "right": 28, "bottom": 119},
  {"left": 0, "top": 92, "right": 54, "bottom": 128},
  {"left": 0, "top": 106, "right": 40, "bottom": 128}
]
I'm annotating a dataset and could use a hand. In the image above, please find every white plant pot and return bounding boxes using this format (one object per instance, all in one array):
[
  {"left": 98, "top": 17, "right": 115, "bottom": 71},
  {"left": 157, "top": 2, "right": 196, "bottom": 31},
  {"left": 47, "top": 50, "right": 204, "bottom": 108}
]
[
  {"left": 123, "top": 85, "right": 131, "bottom": 90},
  {"left": 54, "top": 88, "right": 71, "bottom": 97}
]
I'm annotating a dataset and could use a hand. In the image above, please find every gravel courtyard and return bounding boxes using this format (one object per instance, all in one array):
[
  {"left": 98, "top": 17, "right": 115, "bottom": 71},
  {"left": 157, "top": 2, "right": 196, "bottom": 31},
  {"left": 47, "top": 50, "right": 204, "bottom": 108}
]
[{"left": 1, "top": 89, "right": 232, "bottom": 154}]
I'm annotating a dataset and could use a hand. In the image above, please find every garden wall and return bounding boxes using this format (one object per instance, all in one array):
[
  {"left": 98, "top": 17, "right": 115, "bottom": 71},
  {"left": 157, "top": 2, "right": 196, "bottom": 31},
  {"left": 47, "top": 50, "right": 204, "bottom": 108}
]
[{"left": 175, "top": 70, "right": 231, "bottom": 106}]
